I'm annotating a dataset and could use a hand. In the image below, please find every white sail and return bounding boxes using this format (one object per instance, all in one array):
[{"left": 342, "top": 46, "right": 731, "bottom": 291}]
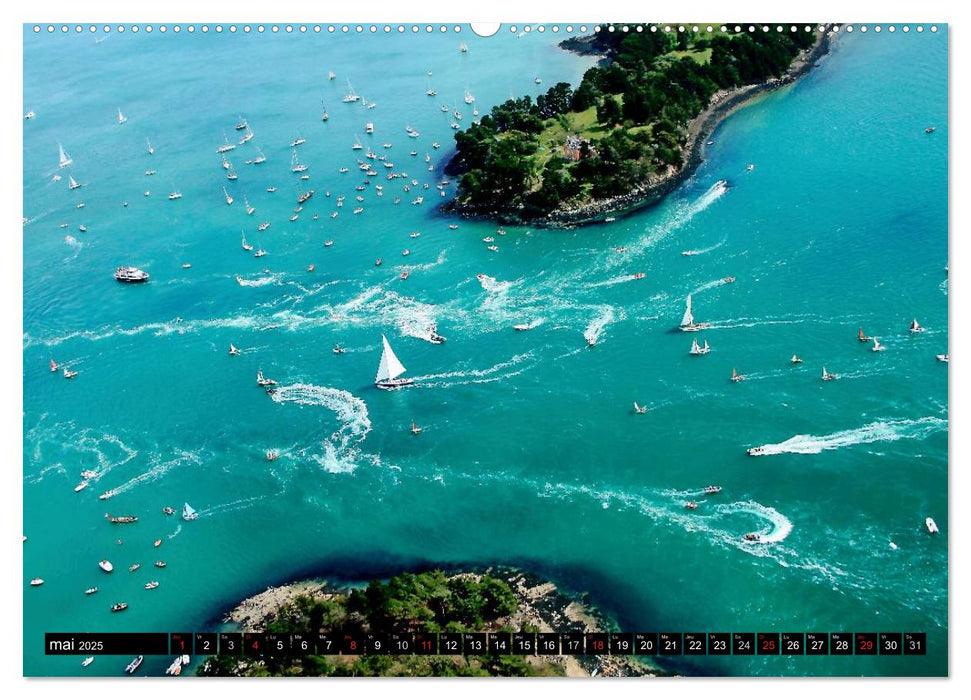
[
  {"left": 375, "top": 334, "right": 407, "bottom": 383},
  {"left": 690, "top": 339, "right": 700, "bottom": 353},
  {"left": 68, "top": 175, "right": 80, "bottom": 190},
  {"left": 822, "top": 366, "right": 828, "bottom": 379},
  {"left": 703, "top": 340, "right": 710, "bottom": 351},
  {"left": 680, "top": 295, "right": 694, "bottom": 327},
  {"left": 58, "top": 143, "right": 72, "bottom": 168},
  {"left": 117, "top": 108, "right": 127, "bottom": 124},
  {"left": 182, "top": 503, "right": 197, "bottom": 520}
]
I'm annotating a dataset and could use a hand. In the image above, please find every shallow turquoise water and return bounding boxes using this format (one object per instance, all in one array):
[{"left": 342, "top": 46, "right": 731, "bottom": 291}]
[{"left": 23, "top": 26, "right": 947, "bottom": 677}]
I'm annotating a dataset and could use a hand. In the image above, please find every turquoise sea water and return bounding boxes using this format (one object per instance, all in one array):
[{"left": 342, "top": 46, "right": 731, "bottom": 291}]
[{"left": 22, "top": 26, "right": 947, "bottom": 677}]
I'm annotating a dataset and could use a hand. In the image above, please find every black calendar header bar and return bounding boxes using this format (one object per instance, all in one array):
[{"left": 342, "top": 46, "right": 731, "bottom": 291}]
[{"left": 44, "top": 631, "right": 927, "bottom": 656}]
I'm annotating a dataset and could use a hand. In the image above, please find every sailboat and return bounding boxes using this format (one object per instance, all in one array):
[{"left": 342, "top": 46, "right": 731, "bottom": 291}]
[
  {"left": 252, "top": 148, "right": 267, "bottom": 165},
  {"left": 321, "top": 102, "right": 329, "bottom": 121},
  {"left": 290, "top": 150, "right": 308, "bottom": 173},
  {"left": 689, "top": 339, "right": 710, "bottom": 355},
  {"left": 223, "top": 187, "right": 233, "bottom": 206},
  {"left": 117, "top": 108, "right": 127, "bottom": 124},
  {"left": 50, "top": 359, "right": 59, "bottom": 372},
  {"left": 679, "top": 294, "right": 710, "bottom": 331},
  {"left": 244, "top": 196, "right": 255, "bottom": 215},
  {"left": 256, "top": 370, "right": 276, "bottom": 387},
  {"left": 328, "top": 71, "right": 336, "bottom": 80},
  {"left": 872, "top": 337, "right": 886, "bottom": 352},
  {"left": 464, "top": 88, "right": 475, "bottom": 104},
  {"left": 342, "top": 80, "right": 361, "bottom": 103},
  {"left": 910, "top": 318, "right": 925, "bottom": 333},
  {"left": 229, "top": 344, "right": 241, "bottom": 356},
  {"left": 241, "top": 231, "right": 253, "bottom": 251},
  {"left": 411, "top": 420, "right": 422, "bottom": 435},
  {"left": 239, "top": 128, "right": 254, "bottom": 145},
  {"left": 858, "top": 327, "right": 871, "bottom": 342},
  {"left": 68, "top": 175, "right": 82, "bottom": 190},
  {"left": 351, "top": 136, "right": 364, "bottom": 151},
  {"left": 58, "top": 143, "right": 73, "bottom": 169},
  {"left": 731, "top": 368, "right": 745, "bottom": 382},
  {"left": 822, "top": 366, "right": 837, "bottom": 381},
  {"left": 146, "top": 138, "right": 154, "bottom": 155},
  {"left": 375, "top": 334, "right": 413, "bottom": 389},
  {"left": 181, "top": 503, "right": 198, "bottom": 521},
  {"left": 633, "top": 402, "right": 648, "bottom": 414}
]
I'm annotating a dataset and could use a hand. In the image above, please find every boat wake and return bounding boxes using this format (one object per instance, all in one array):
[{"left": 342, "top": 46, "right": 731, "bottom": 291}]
[
  {"left": 583, "top": 274, "right": 646, "bottom": 289},
  {"left": 680, "top": 236, "right": 727, "bottom": 258},
  {"left": 106, "top": 449, "right": 204, "bottom": 497},
  {"left": 269, "top": 383, "right": 371, "bottom": 473},
  {"left": 583, "top": 306, "right": 620, "bottom": 346},
  {"left": 625, "top": 179, "right": 729, "bottom": 257},
  {"left": 714, "top": 501, "right": 793, "bottom": 543},
  {"left": 235, "top": 273, "right": 281, "bottom": 287},
  {"left": 410, "top": 351, "right": 536, "bottom": 388},
  {"left": 749, "top": 417, "right": 947, "bottom": 456}
]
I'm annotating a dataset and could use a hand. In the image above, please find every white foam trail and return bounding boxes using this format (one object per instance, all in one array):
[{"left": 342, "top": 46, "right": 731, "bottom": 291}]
[
  {"left": 108, "top": 449, "right": 204, "bottom": 496},
  {"left": 715, "top": 501, "right": 793, "bottom": 543},
  {"left": 270, "top": 383, "right": 371, "bottom": 473},
  {"left": 627, "top": 179, "right": 729, "bottom": 256},
  {"left": 168, "top": 524, "right": 182, "bottom": 540},
  {"left": 583, "top": 306, "right": 619, "bottom": 346},
  {"left": 583, "top": 274, "right": 646, "bottom": 289},
  {"left": 236, "top": 273, "right": 281, "bottom": 287},
  {"left": 410, "top": 351, "right": 536, "bottom": 388},
  {"left": 691, "top": 277, "right": 733, "bottom": 295},
  {"left": 749, "top": 417, "right": 947, "bottom": 456},
  {"left": 197, "top": 494, "right": 271, "bottom": 518},
  {"left": 679, "top": 236, "right": 727, "bottom": 258}
]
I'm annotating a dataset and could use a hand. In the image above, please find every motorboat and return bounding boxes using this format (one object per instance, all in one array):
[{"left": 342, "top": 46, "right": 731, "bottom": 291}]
[
  {"left": 926, "top": 517, "right": 939, "bottom": 534},
  {"left": 266, "top": 450, "right": 279, "bottom": 462},
  {"left": 145, "top": 581, "right": 160, "bottom": 590},
  {"left": 742, "top": 533, "right": 761, "bottom": 543},
  {"left": 30, "top": 578, "right": 44, "bottom": 586},
  {"left": 111, "top": 603, "right": 129, "bottom": 613},
  {"left": 747, "top": 446, "right": 767, "bottom": 456},
  {"left": 63, "top": 368, "right": 78, "bottom": 379},
  {"left": 703, "top": 485, "right": 722, "bottom": 494},
  {"left": 154, "top": 561, "right": 167, "bottom": 568},
  {"left": 162, "top": 507, "right": 175, "bottom": 516},
  {"left": 99, "top": 560, "right": 113, "bottom": 573},
  {"left": 125, "top": 655, "right": 142, "bottom": 673},
  {"left": 74, "top": 481, "right": 89, "bottom": 493},
  {"left": 937, "top": 354, "right": 949, "bottom": 363},
  {"left": 82, "top": 657, "right": 94, "bottom": 667},
  {"left": 129, "top": 564, "right": 140, "bottom": 572},
  {"left": 85, "top": 587, "right": 99, "bottom": 595},
  {"left": 685, "top": 502, "right": 698, "bottom": 510}
]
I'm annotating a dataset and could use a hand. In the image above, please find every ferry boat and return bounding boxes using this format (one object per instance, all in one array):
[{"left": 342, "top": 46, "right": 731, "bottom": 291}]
[
  {"left": 105, "top": 514, "right": 138, "bottom": 524},
  {"left": 114, "top": 267, "right": 150, "bottom": 283},
  {"left": 375, "top": 335, "right": 414, "bottom": 390}
]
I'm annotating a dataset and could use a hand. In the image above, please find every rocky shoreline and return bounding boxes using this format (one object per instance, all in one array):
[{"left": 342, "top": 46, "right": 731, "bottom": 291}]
[
  {"left": 444, "top": 25, "right": 836, "bottom": 229},
  {"left": 221, "top": 567, "right": 665, "bottom": 678}
]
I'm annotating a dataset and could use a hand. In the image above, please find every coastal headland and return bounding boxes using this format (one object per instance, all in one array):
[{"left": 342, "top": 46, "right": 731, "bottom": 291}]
[
  {"left": 198, "top": 568, "right": 663, "bottom": 677},
  {"left": 443, "top": 23, "right": 835, "bottom": 228}
]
